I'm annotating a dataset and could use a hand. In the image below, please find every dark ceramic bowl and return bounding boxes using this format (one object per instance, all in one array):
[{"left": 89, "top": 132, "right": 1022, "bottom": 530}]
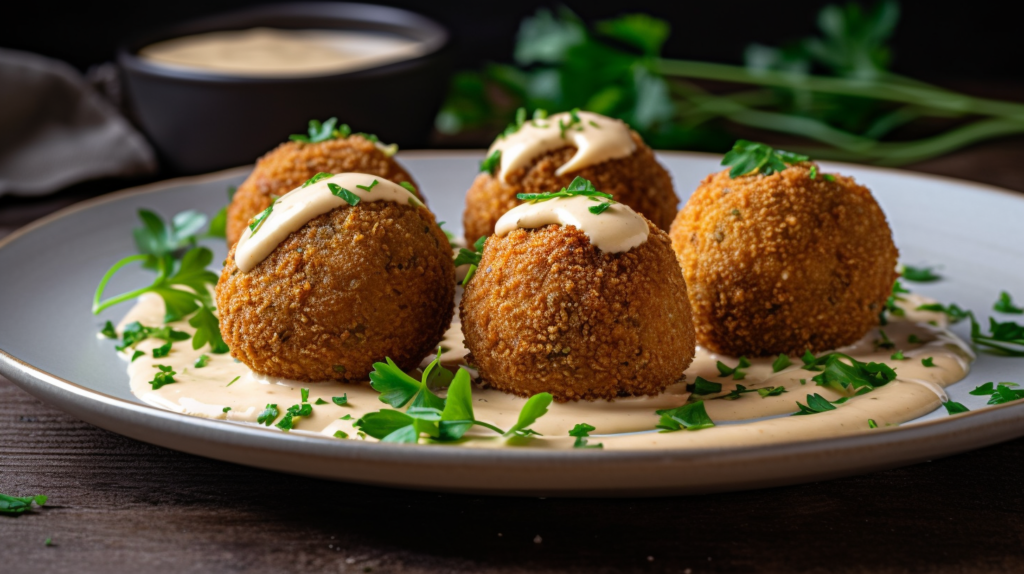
[{"left": 118, "top": 2, "right": 450, "bottom": 175}]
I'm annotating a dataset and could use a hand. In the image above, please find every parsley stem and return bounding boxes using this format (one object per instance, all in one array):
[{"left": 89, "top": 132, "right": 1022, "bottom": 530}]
[
  {"left": 92, "top": 254, "right": 151, "bottom": 314},
  {"left": 473, "top": 420, "right": 506, "bottom": 435}
]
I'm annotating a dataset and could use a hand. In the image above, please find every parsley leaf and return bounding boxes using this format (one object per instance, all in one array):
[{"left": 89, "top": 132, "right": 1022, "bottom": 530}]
[
  {"left": 290, "top": 117, "right": 351, "bottom": 144},
  {"left": 276, "top": 403, "right": 313, "bottom": 431},
  {"left": 716, "top": 356, "right": 751, "bottom": 380},
  {"left": 655, "top": 401, "right": 715, "bottom": 431},
  {"left": 480, "top": 149, "right": 502, "bottom": 175},
  {"left": 922, "top": 357, "right": 935, "bottom": 367},
  {"left": 772, "top": 353, "right": 792, "bottom": 372},
  {"left": 188, "top": 304, "right": 229, "bottom": 354},
  {"left": 194, "top": 354, "right": 209, "bottom": 368},
  {"left": 916, "top": 302, "right": 970, "bottom": 323},
  {"left": 943, "top": 401, "right": 970, "bottom": 415},
  {"left": 971, "top": 314, "right": 1024, "bottom": 357},
  {"left": 900, "top": 264, "right": 942, "bottom": 282},
  {"left": 568, "top": 423, "right": 603, "bottom": 448},
  {"left": 149, "top": 365, "right": 176, "bottom": 390},
  {"left": 248, "top": 204, "right": 273, "bottom": 235},
  {"left": 793, "top": 393, "right": 838, "bottom": 415},
  {"left": 721, "top": 140, "right": 809, "bottom": 178},
  {"left": 455, "top": 236, "right": 488, "bottom": 286},
  {"left": 811, "top": 354, "right": 896, "bottom": 394},
  {"left": 891, "top": 350, "right": 905, "bottom": 360},
  {"left": 315, "top": 398, "right": 329, "bottom": 405},
  {"left": 517, "top": 176, "right": 612, "bottom": 203},
  {"left": 356, "top": 179, "right": 379, "bottom": 193},
  {"left": 506, "top": 393, "right": 553, "bottom": 438},
  {"left": 994, "top": 291, "right": 1024, "bottom": 314},
  {"left": 332, "top": 395, "right": 349, "bottom": 406},
  {"left": 257, "top": 404, "right": 280, "bottom": 426},
  {"left": 0, "top": 493, "right": 47, "bottom": 515},
  {"left": 757, "top": 386, "right": 788, "bottom": 398},
  {"left": 368, "top": 357, "right": 446, "bottom": 410},
  {"left": 328, "top": 183, "right": 361, "bottom": 206},
  {"left": 691, "top": 376, "right": 722, "bottom": 395},
  {"left": 333, "top": 430, "right": 349, "bottom": 439},
  {"left": 152, "top": 342, "right": 172, "bottom": 358},
  {"left": 131, "top": 350, "right": 145, "bottom": 362},
  {"left": 302, "top": 172, "right": 334, "bottom": 188},
  {"left": 100, "top": 321, "right": 117, "bottom": 339},
  {"left": 971, "top": 382, "right": 1024, "bottom": 405}
]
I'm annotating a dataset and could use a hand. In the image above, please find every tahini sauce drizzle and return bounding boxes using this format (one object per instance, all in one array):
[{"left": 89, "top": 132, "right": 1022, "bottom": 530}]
[
  {"left": 494, "top": 195, "right": 650, "bottom": 253},
  {"left": 138, "top": 28, "right": 429, "bottom": 78},
  {"left": 234, "top": 173, "right": 421, "bottom": 272},
  {"left": 488, "top": 111, "right": 636, "bottom": 183},
  {"left": 119, "top": 292, "right": 972, "bottom": 449}
]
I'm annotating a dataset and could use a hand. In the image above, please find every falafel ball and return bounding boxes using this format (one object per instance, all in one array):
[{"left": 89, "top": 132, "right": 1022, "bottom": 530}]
[
  {"left": 226, "top": 135, "right": 419, "bottom": 245},
  {"left": 462, "top": 131, "right": 677, "bottom": 245},
  {"left": 669, "top": 164, "right": 898, "bottom": 357},
  {"left": 460, "top": 221, "right": 696, "bottom": 402},
  {"left": 216, "top": 201, "right": 455, "bottom": 382}
]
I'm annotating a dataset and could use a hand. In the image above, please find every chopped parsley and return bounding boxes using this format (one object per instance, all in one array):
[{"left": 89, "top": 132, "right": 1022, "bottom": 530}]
[
  {"left": 302, "top": 172, "right": 334, "bottom": 188},
  {"left": 339, "top": 414, "right": 353, "bottom": 420},
  {"left": 891, "top": 350, "right": 905, "bottom": 360},
  {"left": 300, "top": 388, "right": 309, "bottom": 403},
  {"left": 248, "top": 204, "right": 273, "bottom": 234},
  {"left": 716, "top": 356, "right": 750, "bottom": 380},
  {"left": 908, "top": 334, "right": 923, "bottom": 344},
  {"left": 355, "top": 179, "right": 379, "bottom": 193},
  {"left": 558, "top": 108, "right": 584, "bottom": 138},
  {"left": 399, "top": 181, "right": 418, "bottom": 195},
  {"left": 100, "top": 321, "right": 117, "bottom": 339},
  {"left": 969, "top": 382, "right": 1024, "bottom": 405},
  {"left": 721, "top": 383, "right": 757, "bottom": 400},
  {"left": 691, "top": 376, "right": 722, "bottom": 395},
  {"left": 454, "top": 235, "right": 488, "bottom": 285},
  {"left": 333, "top": 430, "right": 349, "bottom": 439},
  {"left": 875, "top": 329, "right": 895, "bottom": 350},
  {"left": 655, "top": 401, "right": 715, "bottom": 431},
  {"left": 807, "top": 353, "right": 897, "bottom": 394},
  {"left": 222, "top": 407, "right": 231, "bottom": 413},
  {"left": 922, "top": 357, "right": 935, "bottom": 367},
  {"left": 276, "top": 403, "right": 313, "bottom": 431},
  {"left": 315, "top": 398, "right": 329, "bottom": 405},
  {"left": 568, "top": 423, "right": 603, "bottom": 448},
  {"left": 793, "top": 393, "right": 838, "bottom": 415},
  {"left": 971, "top": 314, "right": 1024, "bottom": 356},
  {"left": 332, "top": 395, "right": 349, "bottom": 406},
  {"left": 114, "top": 322, "right": 189, "bottom": 352},
  {"left": 517, "top": 176, "right": 612, "bottom": 204},
  {"left": 328, "top": 183, "right": 361, "bottom": 206},
  {"left": 149, "top": 365, "right": 176, "bottom": 390},
  {"left": 130, "top": 350, "right": 145, "bottom": 362},
  {"left": 188, "top": 305, "right": 229, "bottom": 354},
  {"left": 721, "top": 140, "right": 809, "bottom": 178},
  {"left": 480, "top": 149, "right": 502, "bottom": 175},
  {"left": 772, "top": 353, "right": 792, "bottom": 373},
  {"left": 900, "top": 264, "right": 942, "bottom": 282},
  {"left": 194, "top": 354, "right": 209, "bottom": 368},
  {"left": 880, "top": 280, "right": 908, "bottom": 324},
  {"left": 757, "top": 386, "right": 788, "bottom": 398},
  {"left": 994, "top": 291, "right": 1023, "bottom": 314},
  {"left": 0, "top": 493, "right": 47, "bottom": 515},
  {"left": 916, "top": 302, "right": 969, "bottom": 323},
  {"left": 289, "top": 117, "right": 351, "bottom": 144},
  {"left": 227, "top": 376, "right": 240, "bottom": 387},
  {"left": 152, "top": 342, "right": 172, "bottom": 358},
  {"left": 943, "top": 401, "right": 970, "bottom": 415},
  {"left": 868, "top": 419, "right": 878, "bottom": 429},
  {"left": 257, "top": 404, "right": 280, "bottom": 426}
]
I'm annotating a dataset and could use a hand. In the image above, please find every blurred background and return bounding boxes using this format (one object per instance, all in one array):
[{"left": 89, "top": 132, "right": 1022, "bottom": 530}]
[{"left": 2, "top": 0, "right": 1023, "bottom": 217}]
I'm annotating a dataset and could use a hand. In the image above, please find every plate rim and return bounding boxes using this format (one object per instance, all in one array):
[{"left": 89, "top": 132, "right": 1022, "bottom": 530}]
[{"left": 3, "top": 151, "right": 1024, "bottom": 494}]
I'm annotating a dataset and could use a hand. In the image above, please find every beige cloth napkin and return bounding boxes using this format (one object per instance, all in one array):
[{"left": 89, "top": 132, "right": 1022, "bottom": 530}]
[{"left": 0, "top": 48, "right": 157, "bottom": 197}]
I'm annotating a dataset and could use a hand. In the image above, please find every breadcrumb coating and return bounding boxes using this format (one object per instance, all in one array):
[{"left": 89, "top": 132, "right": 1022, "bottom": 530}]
[
  {"left": 460, "top": 221, "right": 695, "bottom": 402},
  {"left": 462, "top": 131, "right": 677, "bottom": 245},
  {"left": 216, "top": 202, "right": 455, "bottom": 382},
  {"left": 669, "top": 165, "right": 899, "bottom": 357},
  {"left": 226, "top": 136, "right": 419, "bottom": 245}
]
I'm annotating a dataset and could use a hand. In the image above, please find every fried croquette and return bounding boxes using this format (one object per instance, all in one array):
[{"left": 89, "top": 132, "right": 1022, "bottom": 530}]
[
  {"left": 216, "top": 201, "right": 455, "bottom": 382},
  {"left": 669, "top": 164, "right": 899, "bottom": 357},
  {"left": 460, "top": 222, "right": 696, "bottom": 402},
  {"left": 462, "top": 131, "right": 677, "bottom": 245},
  {"left": 226, "top": 136, "right": 419, "bottom": 245}
]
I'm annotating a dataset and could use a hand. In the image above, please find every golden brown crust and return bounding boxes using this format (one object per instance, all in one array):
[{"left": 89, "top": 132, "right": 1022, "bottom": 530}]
[
  {"left": 669, "top": 165, "right": 899, "bottom": 357},
  {"left": 462, "top": 131, "right": 677, "bottom": 245},
  {"left": 216, "top": 202, "right": 455, "bottom": 382},
  {"left": 460, "top": 222, "right": 695, "bottom": 402},
  {"left": 226, "top": 136, "right": 419, "bottom": 245}
]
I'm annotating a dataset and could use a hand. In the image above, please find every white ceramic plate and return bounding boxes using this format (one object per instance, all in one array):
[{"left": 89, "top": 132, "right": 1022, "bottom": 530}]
[{"left": 2, "top": 151, "right": 1024, "bottom": 496}]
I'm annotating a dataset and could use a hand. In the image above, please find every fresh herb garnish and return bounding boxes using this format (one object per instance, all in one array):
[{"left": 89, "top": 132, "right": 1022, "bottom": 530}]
[
  {"left": 971, "top": 314, "right": 1024, "bottom": 357},
  {"left": 720, "top": 383, "right": 755, "bottom": 400},
  {"left": 188, "top": 305, "right": 229, "bottom": 354},
  {"left": 900, "top": 265, "right": 942, "bottom": 282},
  {"left": 716, "top": 357, "right": 751, "bottom": 380},
  {"left": 276, "top": 402, "right": 313, "bottom": 431},
  {"left": 922, "top": 357, "right": 935, "bottom": 367},
  {"left": 793, "top": 393, "right": 838, "bottom": 415},
  {"left": 227, "top": 376, "right": 240, "bottom": 387},
  {"left": 222, "top": 407, "right": 231, "bottom": 413},
  {"left": 289, "top": 117, "right": 351, "bottom": 144},
  {"left": 454, "top": 235, "right": 488, "bottom": 285},
  {"left": 916, "top": 302, "right": 970, "bottom": 323},
  {"left": 721, "top": 140, "right": 809, "bottom": 178},
  {"left": 994, "top": 291, "right": 1023, "bottom": 314},
  {"left": 302, "top": 172, "right": 334, "bottom": 188},
  {"left": 969, "top": 382, "right": 1024, "bottom": 405},
  {"left": 248, "top": 204, "right": 273, "bottom": 235},
  {"left": 314, "top": 398, "right": 329, "bottom": 405},
  {"left": 691, "top": 376, "right": 722, "bottom": 395},
  {"left": 772, "top": 353, "right": 792, "bottom": 373},
  {"left": 880, "top": 280, "right": 907, "bottom": 324},
  {"left": 875, "top": 329, "right": 895, "bottom": 350},
  {"left": 100, "top": 321, "right": 117, "bottom": 339},
  {"left": 300, "top": 388, "right": 310, "bottom": 403},
  {"left": 356, "top": 179, "right": 379, "bottom": 193},
  {"left": 131, "top": 350, "right": 145, "bottom": 362},
  {"left": 149, "top": 365, "right": 176, "bottom": 390},
  {"left": 588, "top": 201, "right": 613, "bottom": 215},
  {"left": 655, "top": 401, "right": 715, "bottom": 431},
  {"left": 399, "top": 181, "right": 417, "bottom": 195},
  {"left": 757, "top": 386, "right": 788, "bottom": 398},
  {"left": 908, "top": 334, "right": 922, "bottom": 344},
  {"left": 557, "top": 107, "right": 584, "bottom": 138},
  {"left": 0, "top": 493, "right": 47, "bottom": 515},
  {"left": 339, "top": 414, "right": 353, "bottom": 420},
  {"left": 257, "top": 404, "right": 280, "bottom": 426},
  {"left": 332, "top": 395, "right": 349, "bottom": 406},
  {"left": 943, "top": 401, "right": 970, "bottom": 415},
  {"left": 517, "top": 176, "right": 612, "bottom": 204},
  {"left": 568, "top": 423, "right": 602, "bottom": 448},
  {"left": 328, "top": 183, "right": 361, "bottom": 206},
  {"left": 194, "top": 354, "right": 209, "bottom": 368},
  {"left": 333, "top": 430, "right": 349, "bottom": 439},
  {"left": 809, "top": 353, "right": 897, "bottom": 394},
  {"left": 152, "top": 342, "right": 172, "bottom": 358},
  {"left": 480, "top": 149, "right": 502, "bottom": 176},
  {"left": 868, "top": 419, "right": 878, "bottom": 429},
  {"left": 890, "top": 350, "right": 905, "bottom": 360}
]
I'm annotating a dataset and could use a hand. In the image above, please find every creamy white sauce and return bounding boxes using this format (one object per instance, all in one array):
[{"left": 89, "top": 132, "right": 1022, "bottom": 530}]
[
  {"left": 118, "top": 291, "right": 972, "bottom": 449},
  {"left": 494, "top": 195, "right": 650, "bottom": 253},
  {"left": 138, "top": 28, "right": 429, "bottom": 77},
  {"left": 488, "top": 111, "right": 636, "bottom": 182},
  {"left": 234, "top": 173, "right": 421, "bottom": 272}
]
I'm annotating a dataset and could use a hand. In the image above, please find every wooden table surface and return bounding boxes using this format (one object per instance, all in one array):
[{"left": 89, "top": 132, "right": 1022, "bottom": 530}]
[{"left": 3, "top": 140, "right": 1024, "bottom": 574}]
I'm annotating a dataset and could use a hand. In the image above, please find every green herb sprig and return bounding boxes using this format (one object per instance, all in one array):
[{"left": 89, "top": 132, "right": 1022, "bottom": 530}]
[
  {"left": 454, "top": 235, "right": 488, "bottom": 285},
  {"left": 969, "top": 382, "right": 1024, "bottom": 405},
  {"left": 900, "top": 265, "right": 942, "bottom": 282},
  {"left": 994, "top": 291, "right": 1023, "bottom": 314},
  {"left": 569, "top": 423, "right": 603, "bottom": 448},
  {"left": 0, "top": 493, "right": 47, "bottom": 515},
  {"left": 721, "top": 140, "right": 809, "bottom": 178},
  {"left": 289, "top": 117, "right": 352, "bottom": 144},
  {"left": 655, "top": 401, "right": 715, "bottom": 431},
  {"left": 516, "top": 176, "right": 613, "bottom": 205}
]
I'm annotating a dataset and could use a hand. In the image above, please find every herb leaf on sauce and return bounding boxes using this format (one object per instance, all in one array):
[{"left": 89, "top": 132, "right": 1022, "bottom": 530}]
[
  {"left": 792, "top": 393, "right": 838, "bottom": 415},
  {"left": 971, "top": 314, "right": 1024, "bottom": 357},
  {"left": 772, "top": 353, "right": 792, "bottom": 372},
  {"left": 721, "top": 140, "right": 809, "bottom": 178},
  {"left": 149, "top": 365, "right": 177, "bottom": 390},
  {"left": 100, "top": 321, "right": 117, "bottom": 339},
  {"left": 188, "top": 304, "right": 229, "bottom": 354},
  {"left": 328, "top": 183, "right": 361, "bottom": 206},
  {"left": 994, "top": 291, "right": 1024, "bottom": 314},
  {"left": 900, "top": 264, "right": 942, "bottom": 282},
  {"left": 655, "top": 401, "right": 715, "bottom": 431},
  {"left": 716, "top": 357, "right": 750, "bottom": 380},
  {"left": 569, "top": 423, "right": 603, "bottom": 448},
  {"left": 916, "top": 302, "right": 970, "bottom": 323},
  {"left": 517, "top": 176, "right": 613, "bottom": 203},
  {"left": 691, "top": 376, "right": 722, "bottom": 395},
  {"left": 969, "top": 382, "right": 1024, "bottom": 405},
  {"left": 302, "top": 172, "right": 335, "bottom": 188},
  {"left": 943, "top": 401, "right": 970, "bottom": 415},
  {"left": 257, "top": 404, "right": 280, "bottom": 426},
  {"left": 454, "top": 235, "right": 488, "bottom": 286}
]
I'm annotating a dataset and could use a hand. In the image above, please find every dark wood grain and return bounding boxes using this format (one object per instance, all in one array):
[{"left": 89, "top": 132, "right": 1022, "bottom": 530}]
[{"left": 3, "top": 141, "right": 1024, "bottom": 574}]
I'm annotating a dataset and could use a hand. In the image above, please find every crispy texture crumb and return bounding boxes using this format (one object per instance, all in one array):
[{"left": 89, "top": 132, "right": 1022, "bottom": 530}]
[
  {"left": 669, "top": 165, "right": 899, "bottom": 356},
  {"left": 226, "top": 136, "right": 419, "bottom": 245},
  {"left": 460, "top": 221, "right": 695, "bottom": 402},
  {"left": 462, "top": 131, "right": 677, "bottom": 245},
  {"left": 217, "top": 202, "right": 455, "bottom": 382}
]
